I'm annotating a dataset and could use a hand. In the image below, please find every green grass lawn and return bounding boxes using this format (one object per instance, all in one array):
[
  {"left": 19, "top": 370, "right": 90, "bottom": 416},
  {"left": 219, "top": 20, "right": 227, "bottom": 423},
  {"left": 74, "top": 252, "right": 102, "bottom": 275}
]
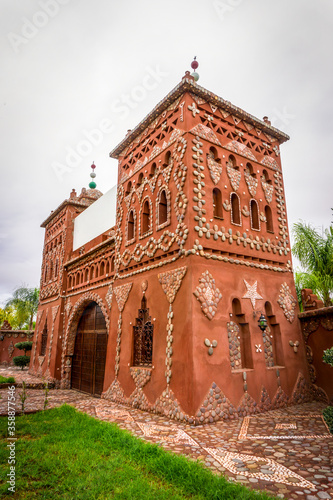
[
  {"left": 0, "top": 405, "right": 274, "bottom": 499},
  {"left": 0, "top": 376, "right": 15, "bottom": 384}
]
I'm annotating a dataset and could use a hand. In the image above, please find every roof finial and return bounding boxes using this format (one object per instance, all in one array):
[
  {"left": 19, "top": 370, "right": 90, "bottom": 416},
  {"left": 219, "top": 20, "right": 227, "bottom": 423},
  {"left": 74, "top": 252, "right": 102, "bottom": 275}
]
[
  {"left": 89, "top": 162, "right": 97, "bottom": 189},
  {"left": 191, "top": 56, "right": 199, "bottom": 82}
]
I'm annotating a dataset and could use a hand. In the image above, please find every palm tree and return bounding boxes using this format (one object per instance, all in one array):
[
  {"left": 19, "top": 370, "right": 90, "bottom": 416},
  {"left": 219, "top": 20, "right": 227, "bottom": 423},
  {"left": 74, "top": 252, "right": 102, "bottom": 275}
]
[
  {"left": 292, "top": 222, "right": 333, "bottom": 307},
  {"left": 5, "top": 286, "right": 39, "bottom": 330}
]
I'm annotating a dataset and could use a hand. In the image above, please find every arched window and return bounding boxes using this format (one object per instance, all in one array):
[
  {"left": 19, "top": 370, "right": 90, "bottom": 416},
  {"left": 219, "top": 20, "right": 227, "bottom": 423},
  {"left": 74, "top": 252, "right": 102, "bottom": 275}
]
[
  {"left": 246, "top": 162, "right": 256, "bottom": 178},
  {"left": 230, "top": 298, "right": 253, "bottom": 369},
  {"left": 85, "top": 268, "right": 89, "bottom": 282},
  {"left": 265, "top": 301, "right": 284, "bottom": 367},
  {"left": 133, "top": 295, "right": 154, "bottom": 367},
  {"left": 158, "top": 189, "right": 168, "bottom": 225},
  {"left": 40, "top": 321, "right": 48, "bottom": 356},
  {"left": 44, "top": 264, "right": 48, "bottom": 283},
  {"left": 125, "top": 181, "right": 132, "bottom": 196},
  {"left": 110, "top": 257, "right": 115, "bottom": 273},
  {"left": 142, "top": 200, "right": 150, "bottom": 234},
  {"left": 231, "top": 193, "right": 241, "bottom": 225},
  {"left": 228, "top": 154, "right": 236, "bottom": 167},
  {"left": 137, "top": 172, "right": 144, "bottom": 186},
  {"left": 100, "top": 261, "right": 105, "bottom": 276},
  {"left": 213, "top": 188, "right": 223, "bottom": 218},
  {"left": 209, "top": 146, "right": 218, "bottom": 159},
  {"left": 95, "top": 265, "right": 99, "bottom": 278},
  {"left": 265, "top": 205, "right": 273, "bottom": 232},
  {"left": 50, "top": 261, "right": 53, "bottom": 281},
  {"left": 163, "top": 151, "right": 171, "bottom": 167},
  {"left": 76, "top": 272, "right": 80, "bottom": 286},
  {"left": 105, "top": 261, "right": 110, "bottom": 275},
  {"left": 250, "top": 199, "right": 260, "bottom": 230},
  {"left": 150, "top": 162, "right": 157, "bottom": 178},
  {"left": 262, "top": 169, "right": 272, "bottom": 184},
  {"left": 128, "top": 210, "right": 135, "bottom": 240},
  {"left": 68, "top": 275, "right": 72, "bottom": 288},
  {"left": 90, "top": 266, "right": 94, "bottom": 281},
  {"left": 54, "top": 259, "right": 59, "bottom": 278}
]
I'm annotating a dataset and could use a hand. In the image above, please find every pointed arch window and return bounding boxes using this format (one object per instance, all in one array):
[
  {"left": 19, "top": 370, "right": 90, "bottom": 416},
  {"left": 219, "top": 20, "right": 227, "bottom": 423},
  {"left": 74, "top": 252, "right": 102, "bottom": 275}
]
[
  {"left": 44, "top": 263, "right": 48, "bottom": 283},
  {"left": 250, "top": 199, "right": 260, "bottom": 230},
  {"left": 100, "top": 261, "right": 105, "bottom": 276},
  {"left": 40, "top": 321, "right": 48, "bottom": 356},
  {"left": 137, "top": 172, "right": 144, "bottom": 187},
  {"left": 231, "top": 193, "right": 241, "bottom": 225},
  {"left": 158, "top": 189, "right": 168, "bottom": 225},
  {"left": 150, "top": 162, "right": 157, "bottom": 178},
  {"left": 54, "top": 259, "right": 59, "bottom": 278},
  {"left": 125, "top": 181, "right": 132, "bottom": 196},
  {"left": 262, "top": 169, "right": 272, "bottom": 185},
  {"left": 142, "top": 200, "right": 150, "bottom": 235},
  {"left": 127, "top": 210, "right": 135, "bottom": 241},
  {"left": 133, "top": 295, "right": 154, "bottom": 367},
  {"left": 163, "top": 151, "right": 172, "bottom": 168},
  {"left": 265, "top": 205, "right": 273, "bottom": 233},
  {"left": 213, "top": 188, "right": 223, "bottom": 218}
]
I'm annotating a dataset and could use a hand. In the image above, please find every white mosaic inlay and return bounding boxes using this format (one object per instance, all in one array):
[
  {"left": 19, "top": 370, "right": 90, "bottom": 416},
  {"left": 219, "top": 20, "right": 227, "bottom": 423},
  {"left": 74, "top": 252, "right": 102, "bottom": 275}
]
[
  {"left": 204, "top": 448, "right": 315, "bottom": 489},
  {"left": 137, "top": 423, "right": 198, "bottom": 446},
  {"left": 238, "top": 414, "right": 332, "bottom": 440},
  {"left": 95, "top": 406, "right": 134, "bottom": 422},
  {"left": 275, "top": 423, "right": 297, "bottom": 430}
]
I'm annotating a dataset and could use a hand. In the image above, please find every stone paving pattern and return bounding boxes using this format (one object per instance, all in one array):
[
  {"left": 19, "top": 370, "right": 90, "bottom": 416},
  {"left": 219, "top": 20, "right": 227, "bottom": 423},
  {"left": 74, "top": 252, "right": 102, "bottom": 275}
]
[{"left": 0, "top": 367, "right": 332, "bottom": 500}]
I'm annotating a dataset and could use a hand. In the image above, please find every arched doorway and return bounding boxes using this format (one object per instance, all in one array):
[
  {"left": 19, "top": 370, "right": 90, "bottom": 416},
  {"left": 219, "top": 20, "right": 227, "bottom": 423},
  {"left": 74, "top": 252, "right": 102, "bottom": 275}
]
[{"left": 71, "top": 302, "right": 107, "bottom": 396}]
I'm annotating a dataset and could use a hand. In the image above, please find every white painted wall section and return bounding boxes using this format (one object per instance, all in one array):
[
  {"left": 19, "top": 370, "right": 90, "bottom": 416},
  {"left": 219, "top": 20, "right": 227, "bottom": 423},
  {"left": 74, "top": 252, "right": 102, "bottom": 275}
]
[{"left": 73, "top": 185, "right": 117, "bottom": 251}]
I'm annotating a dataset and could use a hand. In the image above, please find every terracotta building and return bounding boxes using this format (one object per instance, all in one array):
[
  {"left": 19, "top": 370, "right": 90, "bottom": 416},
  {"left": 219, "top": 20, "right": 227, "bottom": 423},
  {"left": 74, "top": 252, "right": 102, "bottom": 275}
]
[{"left": 30, "top": 66, "right": 328, "bottom": 423}]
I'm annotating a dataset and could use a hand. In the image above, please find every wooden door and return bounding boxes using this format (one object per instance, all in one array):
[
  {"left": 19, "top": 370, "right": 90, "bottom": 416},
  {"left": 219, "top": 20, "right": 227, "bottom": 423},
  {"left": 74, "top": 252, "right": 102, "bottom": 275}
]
[{"left": 71, "top": 302, "right": 107, "bottom": 396}]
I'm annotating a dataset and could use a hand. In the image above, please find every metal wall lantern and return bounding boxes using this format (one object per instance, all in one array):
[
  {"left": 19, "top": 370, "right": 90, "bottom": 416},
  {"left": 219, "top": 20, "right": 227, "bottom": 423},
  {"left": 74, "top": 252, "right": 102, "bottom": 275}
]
[
  {"left": 258, "top": 313, "right": 268, "bottom": 332},
  {"left": 253, "top": 311, "right": 268, "bottom": 332}
]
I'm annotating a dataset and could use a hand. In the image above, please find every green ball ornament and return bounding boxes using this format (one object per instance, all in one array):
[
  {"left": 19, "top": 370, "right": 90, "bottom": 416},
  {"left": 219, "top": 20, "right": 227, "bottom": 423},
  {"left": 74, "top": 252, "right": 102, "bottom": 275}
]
[{"left": 89, "top": 181, "right": 97, "bottom": 189}]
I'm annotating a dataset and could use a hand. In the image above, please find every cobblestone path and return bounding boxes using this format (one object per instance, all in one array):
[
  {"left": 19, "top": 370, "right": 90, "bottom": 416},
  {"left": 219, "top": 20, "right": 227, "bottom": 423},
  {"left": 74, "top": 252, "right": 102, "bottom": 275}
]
[{"left": 0, "top": 367, "right": 332, "bottom": 499}]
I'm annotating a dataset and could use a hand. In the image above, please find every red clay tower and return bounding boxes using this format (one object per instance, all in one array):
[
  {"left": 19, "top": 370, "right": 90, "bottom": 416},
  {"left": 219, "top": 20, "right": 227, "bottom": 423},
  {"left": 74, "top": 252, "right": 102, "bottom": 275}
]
[{"left": 31, "top": 61, "right": 326, "bottom": 423}]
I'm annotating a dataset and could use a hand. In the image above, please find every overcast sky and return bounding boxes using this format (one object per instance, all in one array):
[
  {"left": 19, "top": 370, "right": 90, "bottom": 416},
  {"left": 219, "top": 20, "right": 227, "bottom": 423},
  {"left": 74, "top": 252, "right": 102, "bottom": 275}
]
[{"left": 1, "top": 0, "right": 332, "bottom": 305}]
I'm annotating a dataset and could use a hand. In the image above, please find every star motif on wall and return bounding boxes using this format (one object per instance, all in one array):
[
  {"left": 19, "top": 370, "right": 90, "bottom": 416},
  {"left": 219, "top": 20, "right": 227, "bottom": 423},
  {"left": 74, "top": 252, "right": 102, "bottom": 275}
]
[{"left": 242, "top": 280, "right": 263, "bottom": 309}]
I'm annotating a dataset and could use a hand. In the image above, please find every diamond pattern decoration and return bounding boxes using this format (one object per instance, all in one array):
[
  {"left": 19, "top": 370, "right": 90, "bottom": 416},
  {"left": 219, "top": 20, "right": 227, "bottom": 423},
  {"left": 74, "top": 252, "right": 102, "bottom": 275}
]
[
  {"left": 194, "top": 271, "right": 222, "bottom": 320},
  {"left": 137, "top": 423, "right": 198, "bottom": 447},
  {"left": 226, "top": 164, "right": 241, "bottom": 191},
  {"left": 158, "top": 266, "right": 187, "bottom": 304},
  {"left": 244, "top": 170, "right": 258, "bottom": 197},
  {"left": 277, "top": 283, "right": 297, "bottom": 323},
  {"left": 105, "top": 284, "right": 113, "bottom": 310},
  {"left": 261, "top": 179, "right": 274, "bottom": 203},
  {"left": 204, "top": 449, "right": 315, "bottom": 489},
  {"left": 95, "top": 406, "right": 134, "bottom": 422},
  {"left": 189, "top": 124, "right": 221, "bottom": 146},
  {"left": 207, "top": 152, "right": 222, "bottom": 185},
  {"left": 114, "top": 283, "right": 133, "bottom": 312}
]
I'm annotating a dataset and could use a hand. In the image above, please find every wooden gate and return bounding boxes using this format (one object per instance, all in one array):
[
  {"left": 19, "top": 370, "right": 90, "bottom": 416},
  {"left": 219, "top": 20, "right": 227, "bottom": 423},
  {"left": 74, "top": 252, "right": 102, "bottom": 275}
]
[{"left": 71, "top": 302, "right": 107, "bottom": 396}]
